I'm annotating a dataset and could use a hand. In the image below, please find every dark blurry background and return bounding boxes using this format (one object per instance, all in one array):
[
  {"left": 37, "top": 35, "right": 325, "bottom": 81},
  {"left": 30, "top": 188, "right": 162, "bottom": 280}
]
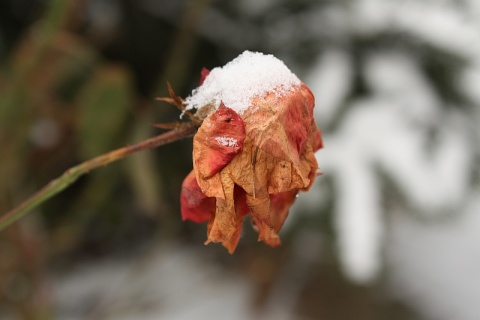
[{"left": 1, "top": 0, "right": 479, "bottom": 319}]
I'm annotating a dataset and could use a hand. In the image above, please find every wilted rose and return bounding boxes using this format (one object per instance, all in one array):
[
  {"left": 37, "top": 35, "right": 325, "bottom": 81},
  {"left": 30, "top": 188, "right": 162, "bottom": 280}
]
[{"left": 180, "top": 77, "right": 322, "bottom": 253}]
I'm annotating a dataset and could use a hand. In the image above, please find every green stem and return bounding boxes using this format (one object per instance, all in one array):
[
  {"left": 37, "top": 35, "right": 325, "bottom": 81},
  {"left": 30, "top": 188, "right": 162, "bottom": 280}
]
[{"left": 0, "top": 123, "right": 197, "bottom": 231}]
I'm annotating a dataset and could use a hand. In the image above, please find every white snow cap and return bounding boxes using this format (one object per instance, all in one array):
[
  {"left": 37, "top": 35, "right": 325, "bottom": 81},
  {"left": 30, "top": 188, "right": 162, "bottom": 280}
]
[{"left": 185, "top": 51, "right": 301, "bottom": 115}]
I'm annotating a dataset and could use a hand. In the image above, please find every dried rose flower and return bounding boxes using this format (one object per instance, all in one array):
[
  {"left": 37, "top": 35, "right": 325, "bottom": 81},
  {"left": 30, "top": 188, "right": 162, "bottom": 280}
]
[{"left": 180, "top": 51, "right": 322, "bottom": 253}]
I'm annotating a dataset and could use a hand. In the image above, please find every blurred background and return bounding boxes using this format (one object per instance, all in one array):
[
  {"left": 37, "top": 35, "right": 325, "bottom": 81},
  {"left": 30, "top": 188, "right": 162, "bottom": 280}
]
[{"left": 1, "top": 0, "right": 479, "bottom": 319}]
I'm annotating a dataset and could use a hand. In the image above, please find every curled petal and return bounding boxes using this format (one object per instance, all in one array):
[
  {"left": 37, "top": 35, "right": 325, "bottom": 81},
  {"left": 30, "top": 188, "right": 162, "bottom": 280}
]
[
  {"left": 205, "top": 177, "right": 250, "bottom": 253},
  {"left": 206, "top": 170, "right": 237, "bottom": 242},
  {"left": 180, "top": 170, "right": 215, "bottom": 223},
  {"left": 220, "top": 186, "right": 250, "bottom": 252},
  {"left": 193, "top": 104, "right": 246, "bottom": 181}
]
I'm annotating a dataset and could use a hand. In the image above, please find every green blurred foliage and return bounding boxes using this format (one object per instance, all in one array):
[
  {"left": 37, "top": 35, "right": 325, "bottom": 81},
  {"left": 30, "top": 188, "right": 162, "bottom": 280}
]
[
  {"left": 0, "top": 1, "right": 196, "bottom": 317},
  {"left": 76, "top": 66, "right": 133, "bottom": 159}
]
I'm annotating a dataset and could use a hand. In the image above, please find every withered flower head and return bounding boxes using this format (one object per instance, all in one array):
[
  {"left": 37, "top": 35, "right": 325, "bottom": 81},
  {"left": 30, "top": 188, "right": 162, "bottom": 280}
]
[{"left": 180, "top": 51, "right": 322, "bottom": 253}]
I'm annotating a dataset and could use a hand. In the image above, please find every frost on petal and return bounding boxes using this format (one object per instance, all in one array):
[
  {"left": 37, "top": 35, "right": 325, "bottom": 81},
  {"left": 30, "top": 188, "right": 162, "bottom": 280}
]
[{"left": 180, "top": 170, "right": 215, "bottom": 223}]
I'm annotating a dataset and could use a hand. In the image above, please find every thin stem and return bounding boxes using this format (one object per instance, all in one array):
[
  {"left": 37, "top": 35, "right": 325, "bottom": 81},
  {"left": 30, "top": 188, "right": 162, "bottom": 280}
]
[{"left": 0, "top": 123, "right": 198, "bottom": 232}]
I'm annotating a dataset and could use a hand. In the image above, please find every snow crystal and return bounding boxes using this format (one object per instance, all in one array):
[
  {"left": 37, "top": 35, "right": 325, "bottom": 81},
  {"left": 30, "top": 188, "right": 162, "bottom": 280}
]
[
  {"left": 215, "top": 136, "right": 238, "bottom": 147},
  {"left": 185, "top": 51, "right": 301, "bottom": 115}
]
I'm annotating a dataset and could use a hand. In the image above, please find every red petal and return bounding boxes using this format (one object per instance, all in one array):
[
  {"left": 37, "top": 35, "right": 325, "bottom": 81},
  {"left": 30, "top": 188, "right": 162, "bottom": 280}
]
[
  {"left": 180, "top": 170, "right": 215, "bottom": 223},
  {"left": 199, "top": 67, "right": 210, "bottom": 85},
  {"left": 193, "top": 104, "right": 246, "bottom": 179}
]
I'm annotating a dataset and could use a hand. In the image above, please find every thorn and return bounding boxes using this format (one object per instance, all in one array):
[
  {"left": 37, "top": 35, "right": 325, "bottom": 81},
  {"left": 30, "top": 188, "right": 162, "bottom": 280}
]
[
  {"left": 155, "top": 82, "right": 203, "bottom": 126},
  {"left": 166, "top": 82, "right": 184, "bottom": 108},
  {"left": 155, "top": 97, "right": 176, "bottom": 104}
]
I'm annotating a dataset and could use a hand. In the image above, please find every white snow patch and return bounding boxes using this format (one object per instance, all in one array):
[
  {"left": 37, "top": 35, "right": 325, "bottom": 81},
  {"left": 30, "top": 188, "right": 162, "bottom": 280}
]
[
  {"left": 185, "top": 50, "right": 301, "bottom": 115},
  {"left": 214, "top": 136, "right": 238, "bottom": 147},
  {"left": 52, "top": 243, "right": 255, "bottom": 320},
  {"left": 306, "top": 49, "right": 353, "bottom": 128},
  {"left": 301, "top": 49, "right": 472, "bottom": 284},
  {"left": 354, "top": 0, "right": 480, "bottom": 59},
  {"left": 387, "top": 195, "right": 480, "bottom": 320}
]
